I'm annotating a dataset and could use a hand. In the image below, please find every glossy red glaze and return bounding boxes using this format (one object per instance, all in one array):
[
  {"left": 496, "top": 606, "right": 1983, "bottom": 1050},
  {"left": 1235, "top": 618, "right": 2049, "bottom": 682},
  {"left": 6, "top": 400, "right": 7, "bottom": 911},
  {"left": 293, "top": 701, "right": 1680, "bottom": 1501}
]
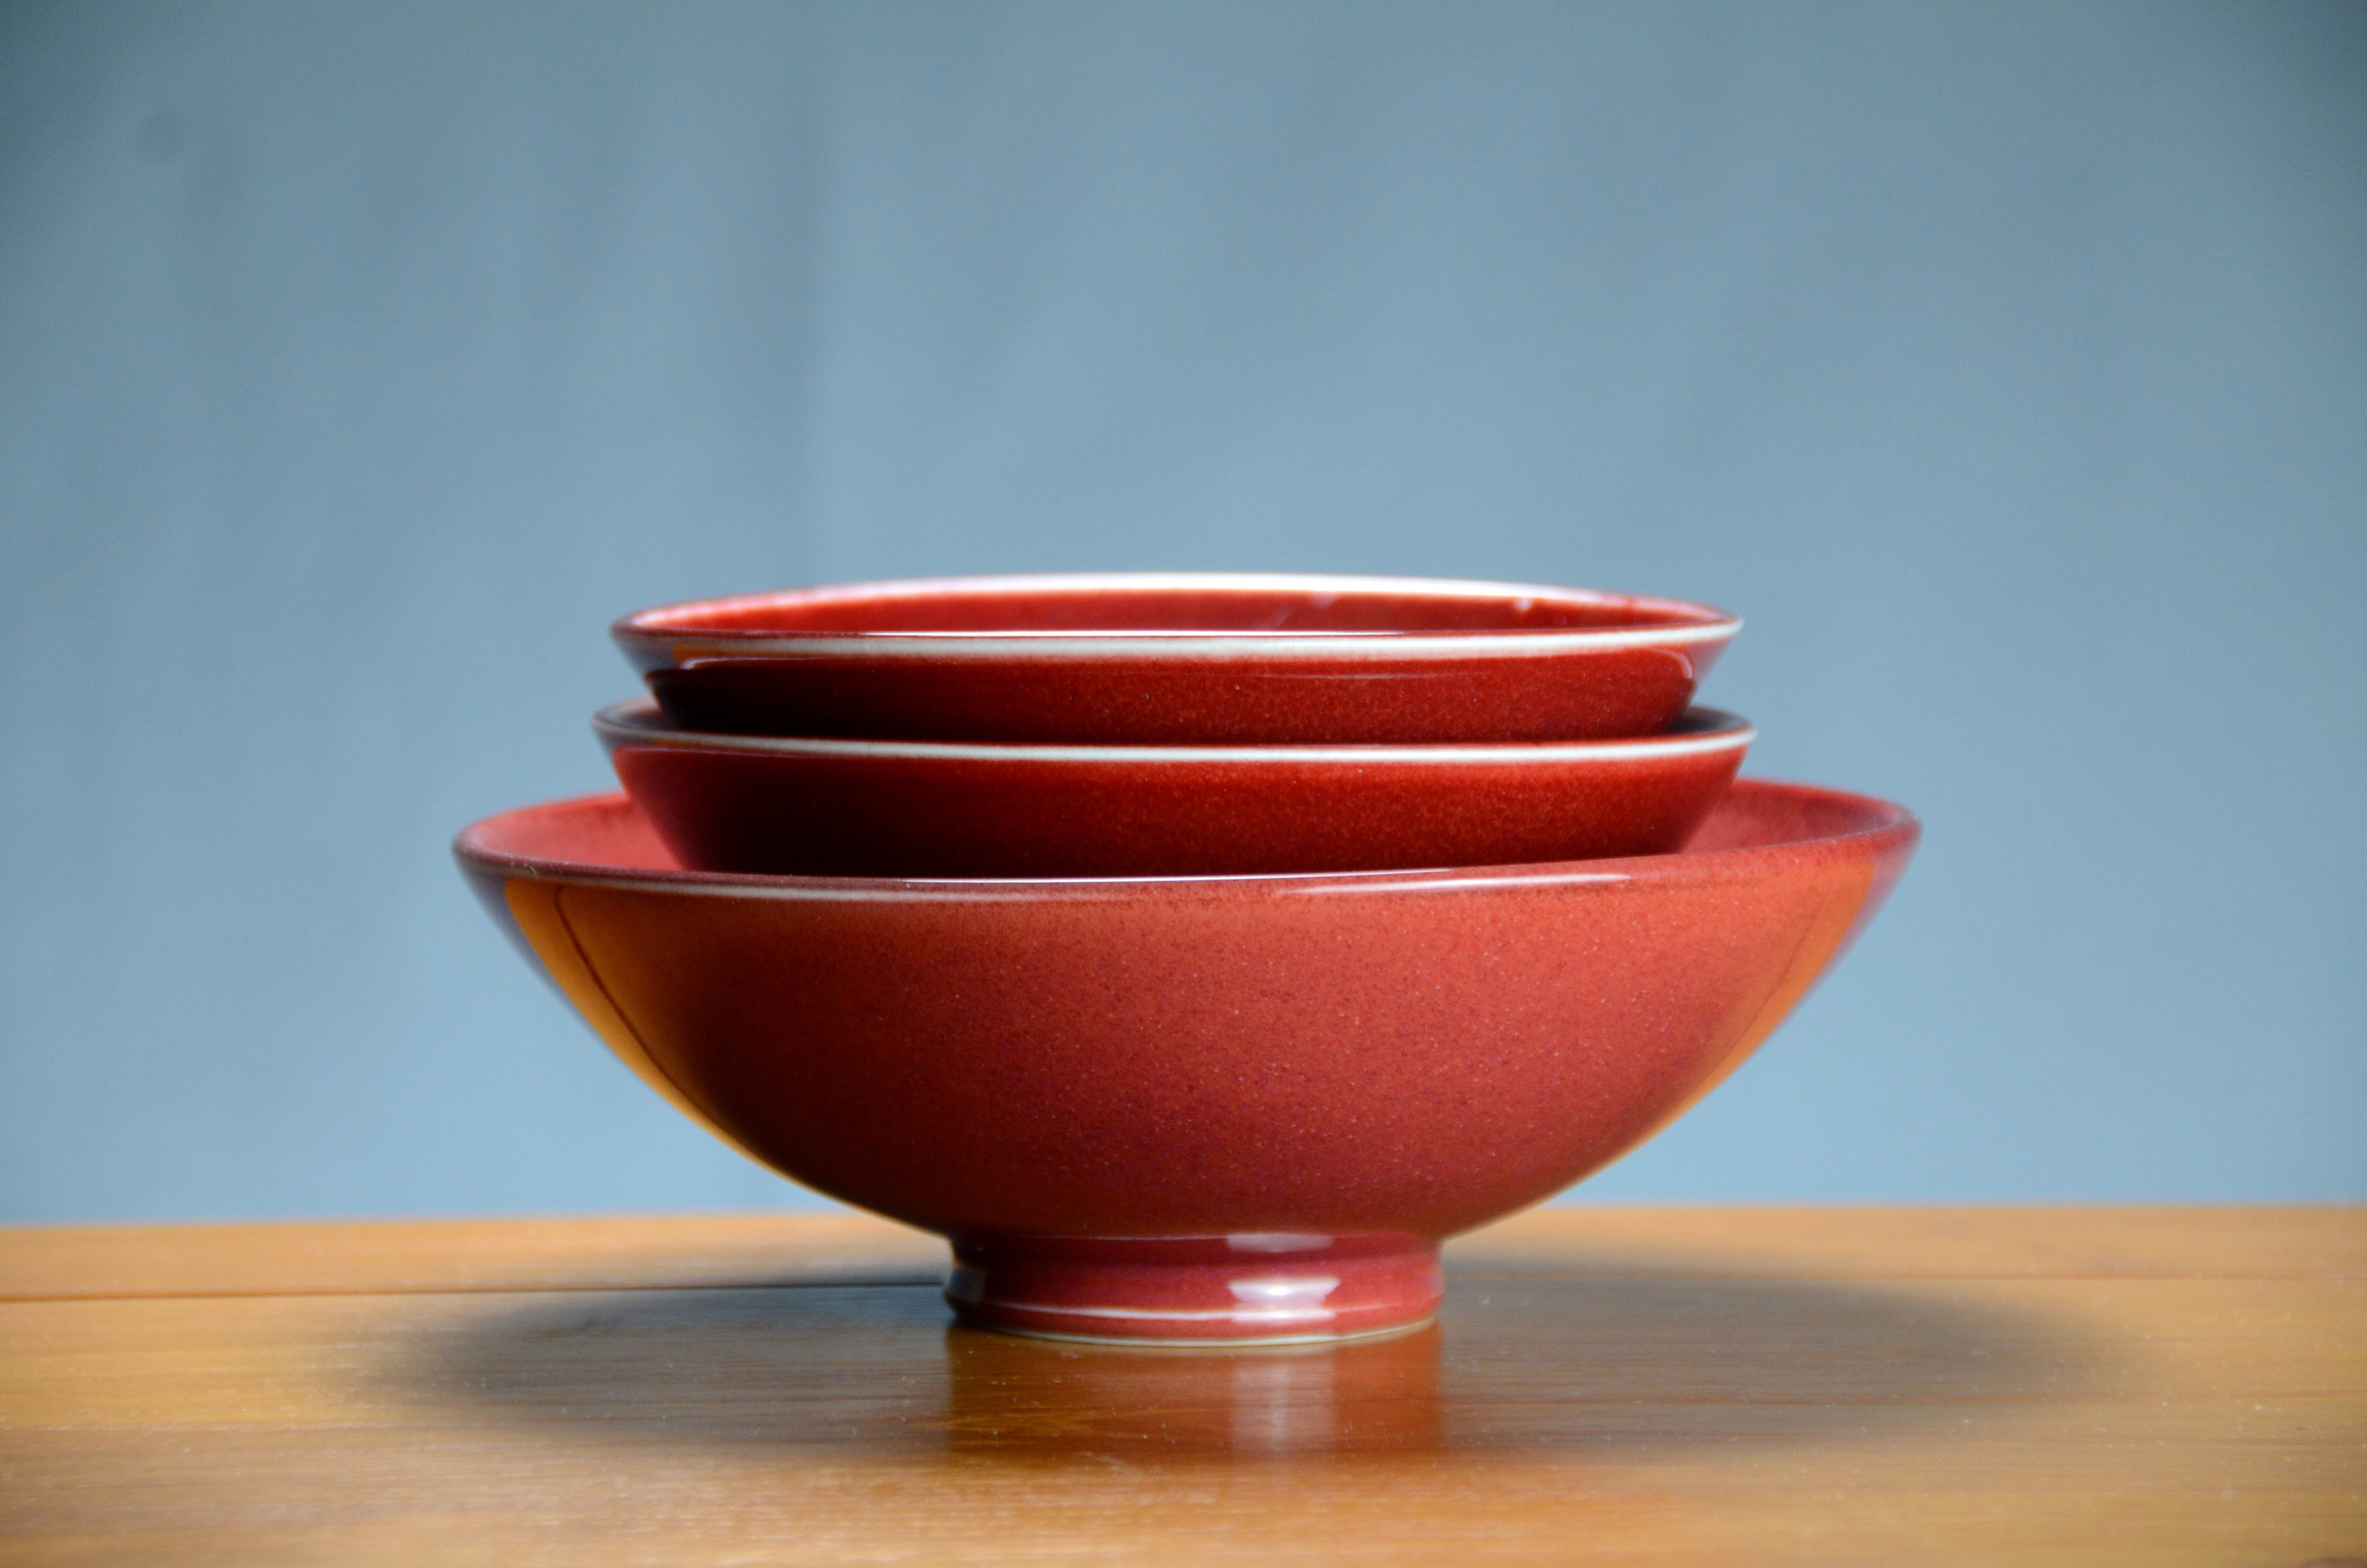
[
  {"left": 595, "top": 698, "right": 1753, "bottom": 878},
  {"left": 614, "top": 574, "right": 1738, "bottom": 744},
  {"left": 454, "top": 781, "right": 1916, "bottom": 1342}
]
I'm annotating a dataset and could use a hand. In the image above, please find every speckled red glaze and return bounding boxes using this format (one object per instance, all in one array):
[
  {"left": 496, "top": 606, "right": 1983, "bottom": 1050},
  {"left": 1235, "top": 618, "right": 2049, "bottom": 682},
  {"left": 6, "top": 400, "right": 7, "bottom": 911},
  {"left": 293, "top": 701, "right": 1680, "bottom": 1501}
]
[
  {"left": 454, "top": 780, "right": 1915, "bottom": 1342},
  {"left": 614, "top": 574, "right": 1738, "bottom": 744},
  {"left": 594, "top": 698, "right": 1752, "bottom": 878}
]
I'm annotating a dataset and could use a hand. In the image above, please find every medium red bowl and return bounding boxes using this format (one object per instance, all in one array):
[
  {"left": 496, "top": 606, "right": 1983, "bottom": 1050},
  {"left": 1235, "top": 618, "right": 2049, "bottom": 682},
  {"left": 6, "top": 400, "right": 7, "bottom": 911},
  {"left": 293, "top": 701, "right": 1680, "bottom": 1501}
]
[
  {"left": 594, "top": 697, "right": 1753, "bottom": 878},
  {"left": 454, "top": 780, "right": 1916, "bottom": 1343},
  {"left": 613, "top": 574, "right": 1739, "bottom": 744}
]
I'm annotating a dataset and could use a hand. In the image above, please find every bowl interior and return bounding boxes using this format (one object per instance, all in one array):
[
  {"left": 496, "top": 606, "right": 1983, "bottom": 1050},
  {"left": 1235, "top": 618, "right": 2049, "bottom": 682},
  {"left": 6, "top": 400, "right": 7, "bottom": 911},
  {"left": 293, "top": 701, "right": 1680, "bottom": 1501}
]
[
  {"left": 618, "top": 575, "right": 1734, "bottom": 639},
  {"left": 460, "top": 778, "right": 1902, "bottom": 882}
]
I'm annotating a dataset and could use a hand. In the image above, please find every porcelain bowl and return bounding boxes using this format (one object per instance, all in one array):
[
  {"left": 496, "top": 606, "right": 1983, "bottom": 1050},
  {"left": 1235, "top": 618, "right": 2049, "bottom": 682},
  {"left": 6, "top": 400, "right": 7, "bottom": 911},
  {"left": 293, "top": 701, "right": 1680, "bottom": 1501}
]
[
  {"left": 454, "top": 780, "right": 1915, "bottom": 1343},
  {"left": 594, "top": 697, "right": 1753, "bottom": 878},
  {"left": 614, "top": 573, "right": 1739, "bottom": 744}
]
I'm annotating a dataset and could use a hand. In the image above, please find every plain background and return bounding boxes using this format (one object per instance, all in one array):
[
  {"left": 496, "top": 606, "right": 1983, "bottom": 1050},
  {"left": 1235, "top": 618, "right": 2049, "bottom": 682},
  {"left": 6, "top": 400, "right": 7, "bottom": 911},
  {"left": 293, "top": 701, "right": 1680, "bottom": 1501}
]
[{"left": 2, "top": 1, "right": 2360, "bottom": 1222}]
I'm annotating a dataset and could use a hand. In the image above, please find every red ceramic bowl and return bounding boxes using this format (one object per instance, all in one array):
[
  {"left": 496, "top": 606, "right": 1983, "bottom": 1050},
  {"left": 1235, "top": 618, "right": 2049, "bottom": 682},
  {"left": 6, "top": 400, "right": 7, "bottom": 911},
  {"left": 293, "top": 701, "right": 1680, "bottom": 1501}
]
[
  {"left": 614, "top": 574, "right": 1739, "bottom": 744},
  {"left": 594, "top": 697, "right": 1753, "bottom": 878},
  {"left": 454, "top": 780, "right": 1916, "bottom": 1343}
]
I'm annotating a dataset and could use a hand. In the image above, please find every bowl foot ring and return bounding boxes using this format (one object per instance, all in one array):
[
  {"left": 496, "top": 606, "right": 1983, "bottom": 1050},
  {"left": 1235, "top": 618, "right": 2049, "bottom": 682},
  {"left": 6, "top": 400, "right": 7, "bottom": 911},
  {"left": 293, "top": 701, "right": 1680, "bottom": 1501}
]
[{"left": 943, "top": 1231, "right": 1443, "bottom": 1344}]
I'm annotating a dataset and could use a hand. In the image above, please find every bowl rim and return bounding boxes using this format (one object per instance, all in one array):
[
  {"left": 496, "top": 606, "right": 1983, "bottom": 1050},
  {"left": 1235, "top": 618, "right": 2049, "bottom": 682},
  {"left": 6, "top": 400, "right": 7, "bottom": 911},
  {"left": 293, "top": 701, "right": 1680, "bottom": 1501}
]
[
  {"left": 612, "top": 573, "right": 1741, "bottom": 662},
  {"left": 590, "top": 696, "right": 1755, "bottom": 764},
  {"left": 454, "top": 780, "right": 1916, "bottom": 902}
]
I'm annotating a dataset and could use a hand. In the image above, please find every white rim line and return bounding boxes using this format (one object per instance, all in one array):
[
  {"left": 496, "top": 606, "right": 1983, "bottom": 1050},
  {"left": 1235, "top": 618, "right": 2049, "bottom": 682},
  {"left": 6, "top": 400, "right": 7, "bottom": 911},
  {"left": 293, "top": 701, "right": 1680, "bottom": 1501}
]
[
  {"left": 591, "top": 704, "right": 1754, "bottom": 765},
  {"left": 643, "top": 624, "right": 1737, "bottom": 660},
  {"left": 461, "top": 857, "right": 1640, "bottom": 903},
  {"left": 632, "top": 569, "right": 1681, "bottom": 612}
]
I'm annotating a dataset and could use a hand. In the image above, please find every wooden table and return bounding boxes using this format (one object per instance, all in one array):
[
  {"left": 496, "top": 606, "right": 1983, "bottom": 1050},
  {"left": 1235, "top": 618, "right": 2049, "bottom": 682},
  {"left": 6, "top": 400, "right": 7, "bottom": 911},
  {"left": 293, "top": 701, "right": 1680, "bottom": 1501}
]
[{"left": 2, "top": 1207, "right": 2359, "bottom": 1565}]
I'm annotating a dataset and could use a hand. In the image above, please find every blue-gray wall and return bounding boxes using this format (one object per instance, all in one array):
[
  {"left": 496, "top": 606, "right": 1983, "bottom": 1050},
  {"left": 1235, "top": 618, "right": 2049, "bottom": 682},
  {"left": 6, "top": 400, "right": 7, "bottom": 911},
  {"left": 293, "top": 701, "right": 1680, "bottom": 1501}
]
[{"left": 3, "top": 1, "right": 2360, "bottom": 1221}]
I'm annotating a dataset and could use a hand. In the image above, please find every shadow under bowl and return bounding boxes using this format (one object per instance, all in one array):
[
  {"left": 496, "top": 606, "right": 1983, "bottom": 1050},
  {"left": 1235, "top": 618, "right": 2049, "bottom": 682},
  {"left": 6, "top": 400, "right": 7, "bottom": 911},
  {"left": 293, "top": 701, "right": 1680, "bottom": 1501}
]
[
  {"left": 614, "top": 573, "right": 1739, "bottom": 745},
  {"left": 594, "top": 697, "right": 1753, "bottom": 878},
  {"left": 454, "top": 780, "right": 1914, "bottom": 1344}
]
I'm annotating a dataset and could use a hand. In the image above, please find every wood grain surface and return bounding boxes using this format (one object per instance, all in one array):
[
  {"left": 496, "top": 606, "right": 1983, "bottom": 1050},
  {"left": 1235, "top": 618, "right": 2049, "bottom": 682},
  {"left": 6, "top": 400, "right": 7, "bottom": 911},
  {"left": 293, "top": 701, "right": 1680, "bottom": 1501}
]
[{"left": 2, "top": 1206, "right": 2359, "bottom": 1566}]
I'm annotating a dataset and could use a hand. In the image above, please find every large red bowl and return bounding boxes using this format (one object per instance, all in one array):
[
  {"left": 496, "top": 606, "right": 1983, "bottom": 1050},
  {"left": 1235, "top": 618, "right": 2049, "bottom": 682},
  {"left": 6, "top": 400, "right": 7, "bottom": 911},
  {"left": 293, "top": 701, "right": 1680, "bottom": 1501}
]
[
  {"left": 455, "top": 782, "right": 1913, "bottom": 1343},
  {"left": 614, "top": 573, "right": 1739, "bottom": 744},
  {"left": 594, "top": 697, "right": 1753, "bottom": 878}
]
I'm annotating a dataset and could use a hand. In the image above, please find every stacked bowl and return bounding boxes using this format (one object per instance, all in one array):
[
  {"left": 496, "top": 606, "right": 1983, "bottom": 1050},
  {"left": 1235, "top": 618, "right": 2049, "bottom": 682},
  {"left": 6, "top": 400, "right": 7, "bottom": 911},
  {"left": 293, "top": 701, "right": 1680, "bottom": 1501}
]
[{"left": 456, "top": 574, "right": 1917, "bottom": 1345}]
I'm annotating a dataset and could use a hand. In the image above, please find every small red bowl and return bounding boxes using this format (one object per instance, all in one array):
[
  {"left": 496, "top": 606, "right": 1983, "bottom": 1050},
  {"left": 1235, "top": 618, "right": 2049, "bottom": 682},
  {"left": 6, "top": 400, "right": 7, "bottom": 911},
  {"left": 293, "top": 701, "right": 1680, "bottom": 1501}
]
[
  {"left": 594, "top": 697, "right": 1753, "bottom": 878},
  {"left": 454, "top": 781, "right": 1917, "bottom": 1343},
  {"left": 613, "top": 574, "right": 1739, "bottom": 744}
]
